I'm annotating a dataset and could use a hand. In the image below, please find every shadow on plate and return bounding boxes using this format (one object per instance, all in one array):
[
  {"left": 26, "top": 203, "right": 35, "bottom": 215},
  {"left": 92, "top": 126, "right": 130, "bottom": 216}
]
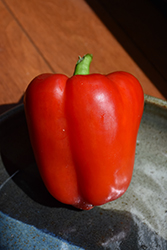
[{"left": 0, "top": 104, "right": 75, "bottom": 209}]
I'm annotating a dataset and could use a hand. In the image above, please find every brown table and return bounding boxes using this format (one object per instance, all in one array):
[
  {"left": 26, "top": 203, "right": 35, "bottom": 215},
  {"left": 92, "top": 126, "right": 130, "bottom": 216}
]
[{"left": 0, "top": 0, "right": 166, "bottom": 115}]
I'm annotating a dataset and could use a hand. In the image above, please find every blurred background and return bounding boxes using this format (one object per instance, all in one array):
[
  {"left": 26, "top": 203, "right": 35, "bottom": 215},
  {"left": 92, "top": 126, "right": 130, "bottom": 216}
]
[{"left": 0, "top": 0, "right": 167, "bottom": 115}]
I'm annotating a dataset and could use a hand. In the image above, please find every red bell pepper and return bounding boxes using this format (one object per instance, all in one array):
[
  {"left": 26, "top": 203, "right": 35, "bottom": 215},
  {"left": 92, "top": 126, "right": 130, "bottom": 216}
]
[{"left": 24, "top": 54, "right": 144, "bottom": 210}]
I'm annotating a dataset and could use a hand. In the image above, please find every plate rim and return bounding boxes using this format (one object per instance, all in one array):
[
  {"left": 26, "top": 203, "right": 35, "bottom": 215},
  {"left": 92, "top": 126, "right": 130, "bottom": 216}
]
[{"left": 0, "top": 94, "right": 167, "bottom": 123}]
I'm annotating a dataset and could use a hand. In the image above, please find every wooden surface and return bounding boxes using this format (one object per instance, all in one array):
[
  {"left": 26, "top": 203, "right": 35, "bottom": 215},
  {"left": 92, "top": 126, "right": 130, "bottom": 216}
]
[{"left": 0, "top": 0, "right": 166, "bottom": 115}]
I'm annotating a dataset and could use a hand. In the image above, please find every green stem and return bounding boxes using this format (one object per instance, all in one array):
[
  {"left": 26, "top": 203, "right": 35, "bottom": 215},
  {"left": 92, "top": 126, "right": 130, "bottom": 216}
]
[{"left": 73, "top": 54, "right": 93, "bottom": 75}]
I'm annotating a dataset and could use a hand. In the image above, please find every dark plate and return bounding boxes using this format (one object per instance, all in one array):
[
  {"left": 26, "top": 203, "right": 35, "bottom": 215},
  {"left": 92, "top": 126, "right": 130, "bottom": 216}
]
[{"left": 0, "top": 95, "right": 167, "bottom": 249}]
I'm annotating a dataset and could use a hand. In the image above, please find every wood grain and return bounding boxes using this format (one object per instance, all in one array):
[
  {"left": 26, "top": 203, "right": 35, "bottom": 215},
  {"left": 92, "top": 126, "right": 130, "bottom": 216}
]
[
  {"left": 0, "top": 0, "right": 52, "bottom": 106},
  {"left": 0, "top": 0, "right": 165, "bottom": 115},
  {"left": 89, "top": 0, "right": 167, "bottom": 97}
]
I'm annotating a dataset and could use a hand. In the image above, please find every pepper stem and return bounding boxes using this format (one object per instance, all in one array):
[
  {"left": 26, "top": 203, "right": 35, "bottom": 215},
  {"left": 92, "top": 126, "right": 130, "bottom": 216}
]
[{"left": 73, "top": 54, "right": 93, "bottom": 75}]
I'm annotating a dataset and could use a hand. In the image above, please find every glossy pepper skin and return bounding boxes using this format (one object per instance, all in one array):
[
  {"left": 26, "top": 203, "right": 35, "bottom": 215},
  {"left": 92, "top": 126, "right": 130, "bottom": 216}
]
[{"left": 24, "top": 54, "right": 144, "bottom": 210}]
